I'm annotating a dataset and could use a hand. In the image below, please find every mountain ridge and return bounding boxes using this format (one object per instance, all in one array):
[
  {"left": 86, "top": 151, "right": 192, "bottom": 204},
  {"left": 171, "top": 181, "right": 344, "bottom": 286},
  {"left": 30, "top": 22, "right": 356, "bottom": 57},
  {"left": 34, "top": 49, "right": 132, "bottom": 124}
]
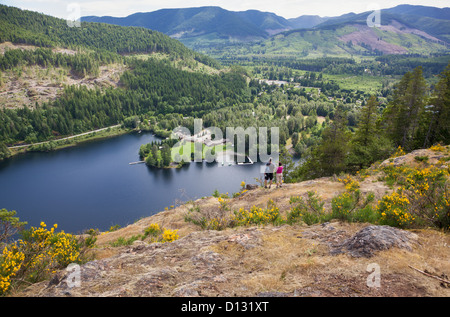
[
  {"left": 82, "top": 6, "right": 295, "bottom": 40},
  {"left": 81, "top": 5, "right": 450, "bottom": 57},
  {"left": 82, "top": 4, "right": 450, "bottom": 40}
]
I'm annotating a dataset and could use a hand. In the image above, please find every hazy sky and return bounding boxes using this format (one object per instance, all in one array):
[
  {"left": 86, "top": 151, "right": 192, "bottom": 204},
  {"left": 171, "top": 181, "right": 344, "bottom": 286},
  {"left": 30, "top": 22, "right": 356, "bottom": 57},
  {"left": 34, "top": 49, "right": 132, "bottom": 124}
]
[{"left": 1, "top": 0, "right": 448, "bottom": 19}]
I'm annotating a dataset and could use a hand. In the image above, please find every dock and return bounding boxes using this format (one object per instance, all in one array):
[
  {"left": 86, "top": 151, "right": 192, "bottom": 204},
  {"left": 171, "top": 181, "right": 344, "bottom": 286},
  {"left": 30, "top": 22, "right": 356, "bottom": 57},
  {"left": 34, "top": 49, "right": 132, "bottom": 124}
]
[
  {"left": 237, "top": 156, "right": 254, "bottom": 165},
  {"left": 129, "top": 161, "right": 145, "bottom": 165}
]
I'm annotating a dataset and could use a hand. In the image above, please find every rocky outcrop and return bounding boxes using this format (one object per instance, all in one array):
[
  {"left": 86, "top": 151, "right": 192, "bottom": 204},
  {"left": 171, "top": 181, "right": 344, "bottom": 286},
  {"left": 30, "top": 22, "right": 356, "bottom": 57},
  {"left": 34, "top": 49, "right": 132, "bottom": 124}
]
[
  {"left": 23, "top": 228, "right": 263, "bottom": 297},
  {"left": 330, "top": 225, "right": 419, "bottom": 258}
]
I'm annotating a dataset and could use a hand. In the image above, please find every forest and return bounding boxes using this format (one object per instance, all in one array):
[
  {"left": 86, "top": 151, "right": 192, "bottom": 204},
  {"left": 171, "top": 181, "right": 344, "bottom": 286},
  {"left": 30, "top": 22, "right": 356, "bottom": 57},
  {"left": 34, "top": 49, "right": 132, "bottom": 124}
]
[
  {"left": 0, "top": 5, "right": 449, "bottom": 179},
  {"left": 0, "top": 58, "right": 248, "bottom": 149},
  {"left": 0, "top": 47, "right": 119, "bottom": 77},
  {"left": 290, "top": 63, "right": 450, "bottom": 182},
  {"left": 0, "top": 5, "right": 219, "bottom": 68}
]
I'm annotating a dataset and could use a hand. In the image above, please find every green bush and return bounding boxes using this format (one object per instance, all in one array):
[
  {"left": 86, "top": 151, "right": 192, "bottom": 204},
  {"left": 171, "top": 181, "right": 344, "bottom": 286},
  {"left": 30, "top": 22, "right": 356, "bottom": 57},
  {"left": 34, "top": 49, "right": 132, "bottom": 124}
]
[{"left": 287, "top": 191, "right": 325, "bottom": 225}]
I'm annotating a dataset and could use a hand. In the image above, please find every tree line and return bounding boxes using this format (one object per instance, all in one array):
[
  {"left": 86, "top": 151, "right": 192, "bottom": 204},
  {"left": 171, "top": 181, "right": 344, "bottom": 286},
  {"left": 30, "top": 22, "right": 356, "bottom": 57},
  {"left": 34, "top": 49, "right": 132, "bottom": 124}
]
[
  {"left": 0, "top": 4, "right": 220, "bottom": 69},
  {"left": 291, "top": 63, "right": 450, "bottom": 181},
  {"left": 0, "top": 47, "right": 120, "bottom": 78},
  {"left": 0, "top": 58, "right": 249, "bottom": 151}
]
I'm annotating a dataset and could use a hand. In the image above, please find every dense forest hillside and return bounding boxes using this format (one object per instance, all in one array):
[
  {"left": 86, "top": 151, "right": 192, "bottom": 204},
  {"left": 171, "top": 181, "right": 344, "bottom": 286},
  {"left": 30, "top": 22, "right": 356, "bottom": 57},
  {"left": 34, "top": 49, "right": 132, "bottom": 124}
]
[
  {"left": 0, "top": 5, "right": 244, "bottom": 160},
  {"left": 0, "top": 5, "right": 214, "bottom": 64}
]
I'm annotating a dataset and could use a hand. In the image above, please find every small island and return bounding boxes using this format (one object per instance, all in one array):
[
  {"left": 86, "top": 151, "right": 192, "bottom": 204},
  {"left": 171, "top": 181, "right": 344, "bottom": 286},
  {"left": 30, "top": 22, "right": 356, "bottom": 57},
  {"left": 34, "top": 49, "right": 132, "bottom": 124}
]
[
  {"left": 138, "top": 126, "right": 243, "bottom": 169},
  {"left": 139, "top": 139, "right": 179, "bottom": 168}
]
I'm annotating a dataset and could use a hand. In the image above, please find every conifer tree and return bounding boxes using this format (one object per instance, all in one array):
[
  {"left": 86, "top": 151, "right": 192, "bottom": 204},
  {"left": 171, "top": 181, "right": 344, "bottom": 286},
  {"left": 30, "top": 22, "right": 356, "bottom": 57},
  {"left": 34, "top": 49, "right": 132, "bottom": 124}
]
[
  {"left": 382, "top": 66, "right": 427, "bottom": 151},
  {"left": 294, "top": 106, "right": 350, "bottom": 180},
  {"left": 348, "top": 96, "right": 393, "bottom": 170},
  {"left": 317, "top": 106, "right": 351, "bottom": 176},
  {"left": 422, "top": 63, "right": 450, "bottom": 147}
]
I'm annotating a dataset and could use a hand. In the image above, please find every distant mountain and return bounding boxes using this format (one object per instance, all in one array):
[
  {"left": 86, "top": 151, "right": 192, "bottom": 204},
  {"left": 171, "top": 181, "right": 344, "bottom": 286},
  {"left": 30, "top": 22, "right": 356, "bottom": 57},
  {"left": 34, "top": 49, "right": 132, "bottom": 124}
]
[
  {"left": 82, "top": 7, "right": 341, "bottom": 40},
  {"left": 316, "top": 5, "right": 450, "bottom": 43},
  {"left": 384, "top": 4, "right": 450, "bottom": 20},
  {"left": 288, "top": 15, "right": 330, "bottom": 29},
  {"left": 212, "top": 5, "right": 449, "bottom": 60},
  {"left": 235, "top": 10, "right": 292, "bottom": 35},
  {"left": 82, "top": 7, "right": 291, "bottom": 40},
  {"left": 82, "top": 5, "right": 450, "bottom": 57}
]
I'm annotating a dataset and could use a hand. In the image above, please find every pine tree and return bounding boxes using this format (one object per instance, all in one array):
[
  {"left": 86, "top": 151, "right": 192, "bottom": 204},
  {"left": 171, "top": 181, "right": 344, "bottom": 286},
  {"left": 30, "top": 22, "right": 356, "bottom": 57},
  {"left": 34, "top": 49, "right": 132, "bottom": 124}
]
[
  {"left": 162, "top": 144, "right": 172, "bottom": 167},
  {"left": 348, "top": 96, "right": 393, "bottom": 170},
  {"left": 156, "top": 150, "right": 163, "bottom": 168},
  {"left": 145, "top": 151, "right": 155, "bottom": 167},
  {"left": 383, "top": 66, "right": 427, "bottom": 151},
  {"left": 317, "top": 106, "right": 351, "bottom": 176},
  {"left": 295, "top": 106, "right": 350, "bottom": 180},
  {"left": 0, "top": 142, "right": 11, "bottom": 161},
  {"left": 422, "top": 62, "right": 450, "bottom": 147}
]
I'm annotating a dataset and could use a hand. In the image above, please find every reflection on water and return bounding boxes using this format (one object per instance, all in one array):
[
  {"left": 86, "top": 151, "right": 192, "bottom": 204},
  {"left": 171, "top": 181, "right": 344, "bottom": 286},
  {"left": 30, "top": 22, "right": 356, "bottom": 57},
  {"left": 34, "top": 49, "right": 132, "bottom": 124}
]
[{"left": 0, "top": 132, "right": 273, "bottom": 234}]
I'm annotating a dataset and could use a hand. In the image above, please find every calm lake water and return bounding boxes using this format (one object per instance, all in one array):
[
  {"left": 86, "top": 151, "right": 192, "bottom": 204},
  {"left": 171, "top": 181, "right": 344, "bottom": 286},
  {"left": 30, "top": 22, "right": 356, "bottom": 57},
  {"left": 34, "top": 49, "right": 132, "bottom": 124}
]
[{"left": 0, "top": 132, "right": 276, "bottom": 234}]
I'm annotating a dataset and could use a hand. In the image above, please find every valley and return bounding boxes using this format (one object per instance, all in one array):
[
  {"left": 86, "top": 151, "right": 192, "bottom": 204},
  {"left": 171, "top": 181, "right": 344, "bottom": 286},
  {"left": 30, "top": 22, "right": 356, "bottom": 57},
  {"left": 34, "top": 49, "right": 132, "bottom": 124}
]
[{"left": 0, "top": 2, "right": 449, "bottom": 300}]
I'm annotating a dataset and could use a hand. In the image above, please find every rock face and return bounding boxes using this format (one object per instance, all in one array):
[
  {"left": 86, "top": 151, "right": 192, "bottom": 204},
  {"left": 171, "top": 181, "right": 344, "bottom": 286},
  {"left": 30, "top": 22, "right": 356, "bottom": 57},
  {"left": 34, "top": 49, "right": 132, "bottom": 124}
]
[
  {"left": 331, "top": 225, "right": 418, "bottom": 258},
  {"left": 16, "top": 221, "right": 450, "bottom": 297},
  {"left": 22, "top": 228, "right": 262, "bottom": 297},
  {"left": 246, "top": 184, "right": 259, "bottom": 190}
]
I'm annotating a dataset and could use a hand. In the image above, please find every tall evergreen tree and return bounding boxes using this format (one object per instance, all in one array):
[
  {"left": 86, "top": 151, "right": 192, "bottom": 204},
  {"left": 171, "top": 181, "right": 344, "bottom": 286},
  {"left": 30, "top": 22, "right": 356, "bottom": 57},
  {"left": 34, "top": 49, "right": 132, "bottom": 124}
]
[
  {"left": 317, "top": 106, "right": 351, "bottom": 176},
  {"left": 383, "top": 66, "right": 427, "bottom": 151},
  {"left": 0, "top": 142, "right": 10, "bottom": 161},
  {"left": 348, "top": 96, "right": 393, "bottom": 170},
  {"left": 293, "top": 106, "right": 350, "bottom": 180},
  {"left": 422, "top": 62, "right": 450, "bottom": 147}
]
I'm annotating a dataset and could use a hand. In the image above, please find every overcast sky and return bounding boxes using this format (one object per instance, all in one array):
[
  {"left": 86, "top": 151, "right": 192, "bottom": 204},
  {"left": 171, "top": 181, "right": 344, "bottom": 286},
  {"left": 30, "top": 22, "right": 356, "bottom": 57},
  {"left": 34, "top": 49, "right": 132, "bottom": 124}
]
[{"left": 1, "top": 0, "right": 448, "bottom": 19}]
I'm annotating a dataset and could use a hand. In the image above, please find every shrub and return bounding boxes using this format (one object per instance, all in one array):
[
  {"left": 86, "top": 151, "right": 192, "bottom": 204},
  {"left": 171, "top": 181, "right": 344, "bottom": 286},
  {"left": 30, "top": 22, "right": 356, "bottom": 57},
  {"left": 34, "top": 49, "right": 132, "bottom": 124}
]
[
  {"left": 391, "top": 146, "right": 406, "bottom": 158},
  {"left": 330, "top": 190, "right": 375, "bottom": 222},
  {"left": 0, "top": 222, "right": 91, "bottom": 295},
  {"left": 380, "top": 164, "right": 413, "bottom": 187},
  {"left": 233, "top": 199, "right": 281, "bottom": 226},
  {"left": 161, "top": 229, "right": 179, "bottom": 243},
  {"left": 111, "top": 223, "right": 179, "bottom": 246},
  {"left": 429, "top": 144, "right": 446, "bottom": 152},
  {"left": 403, "top": 167, "right": 449, "bottom": 229},
  {"left": 108, "top": 225, "right": 121, "bottom": 232},
  {"left": 286, "top": 196, "right": 307, "bottom": 224},
  {"left": 377, "top": 190, "right": 414, "bottom": 228},
  {"left": 376, "top": 164, "right": 450, "bottom": 230},
  {"left": 184, "top": 197, "right": 234, "bottom": 231},
  {"left": 337, "top": 175, "right": 360, "bottom": 192},
  {"left": 414, "top": 156, "right": 429, "bottom": 162},
  {"left": 0, "top": 243, "right": 24, "bottom": 295},
  {"left": 143, "top": 223, "right": 161, "bottom": 239},
  {"left": 110, "top": 236, "right": 140, "bottom": 247},
  {"left": 287, "top": 191, "right": 325, "bottom": 225}
]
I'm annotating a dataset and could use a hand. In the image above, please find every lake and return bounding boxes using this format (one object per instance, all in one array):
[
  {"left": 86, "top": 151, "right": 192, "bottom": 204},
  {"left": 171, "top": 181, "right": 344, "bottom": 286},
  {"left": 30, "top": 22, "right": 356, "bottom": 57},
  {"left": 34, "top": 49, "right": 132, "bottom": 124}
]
[{"left": 0, "top": 132, "right": 278, "bottom": 234}]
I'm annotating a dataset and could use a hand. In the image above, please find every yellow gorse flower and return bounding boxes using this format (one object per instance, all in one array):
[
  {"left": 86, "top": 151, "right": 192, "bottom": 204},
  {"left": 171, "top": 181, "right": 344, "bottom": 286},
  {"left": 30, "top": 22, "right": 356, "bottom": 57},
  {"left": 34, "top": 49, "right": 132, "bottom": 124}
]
[
  {"left": 161, "top": 229, "right": 179, "bottom": 243},
  {"left": 337, "top": 175, "right": 360, "bottom": 192},
  {"left": 232, "top": 200, "right": 280, "bottom": 226},
  {"left": 429, "top": 144, "right": 445, "bottom": 152},
  {"left": 0, "top": 222, "right": 82, "bottom": 295}
]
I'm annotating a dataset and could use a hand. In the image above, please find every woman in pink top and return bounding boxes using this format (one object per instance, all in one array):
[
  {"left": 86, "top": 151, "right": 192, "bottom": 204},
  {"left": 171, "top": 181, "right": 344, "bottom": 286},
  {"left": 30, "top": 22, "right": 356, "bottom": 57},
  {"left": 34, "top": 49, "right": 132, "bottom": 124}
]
[{"left": 276, "top": 163, "right": 283, "bottom": 188}]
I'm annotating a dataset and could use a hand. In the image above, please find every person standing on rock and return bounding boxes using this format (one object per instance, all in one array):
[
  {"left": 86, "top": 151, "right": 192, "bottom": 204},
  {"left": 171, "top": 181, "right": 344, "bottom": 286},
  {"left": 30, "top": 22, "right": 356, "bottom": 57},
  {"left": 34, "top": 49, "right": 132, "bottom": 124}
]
[
  {"left": 276, "top": 162, "right": 283, "bottom": 188},
  {"left": 264, "top": 158, "right": 275, "bottom": 189}
]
